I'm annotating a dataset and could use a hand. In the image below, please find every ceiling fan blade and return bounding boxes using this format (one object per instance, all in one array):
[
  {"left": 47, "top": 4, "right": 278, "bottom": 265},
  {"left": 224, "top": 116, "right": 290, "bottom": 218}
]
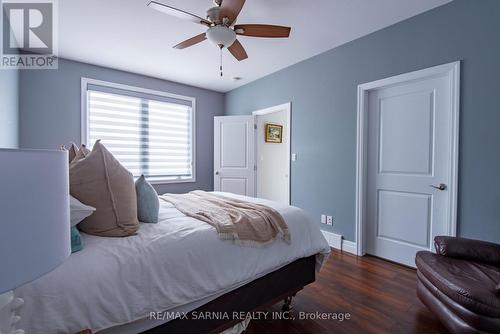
[
  {"left": 148, "top": 1, "right": 211, "bottom": 26},
  {"left": 234, "top": 24, "right": 291, "bottom": 38},
  {"left": 173, "top": 33, "right": 207, "bottom": 49},
  {"left": 227, "top": 39, "right": 248, "bottom": 61},
  {"left": 220, "top": 0, "right": 246, "bottom": 25}
]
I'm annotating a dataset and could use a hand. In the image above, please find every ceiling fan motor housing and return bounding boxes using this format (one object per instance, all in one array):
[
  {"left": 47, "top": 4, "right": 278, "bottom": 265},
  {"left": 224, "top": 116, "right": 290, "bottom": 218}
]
[
  {"left": 206, "top": 25, "right": 236, "bottom": 48},
  {"left": 206, "top": 7, "right": 221, "bottom": 24}
]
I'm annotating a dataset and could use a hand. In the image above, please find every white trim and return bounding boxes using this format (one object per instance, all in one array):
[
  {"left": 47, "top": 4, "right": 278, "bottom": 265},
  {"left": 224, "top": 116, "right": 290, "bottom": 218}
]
[
  {"left": 355, "top": 61, "right": 461, "bottom": 256},
  {"left": 321, "top": 231, "right": 358, "bottom": 255},
  {"left": 251, "top": 102, "right": 291, "bottom": 116},
  {"left": 321, "top": 230, "right": 342, "bottom": 250},
  {"left": 341, "top": 240, "right": 358, "bottom": 255},
  {"left": 355, "top": 84, "right": 368, "bottom": 256},
  {"left": 80, "top": 77, "right": 197, "bottom": 184},
  {"left": 252, "top": 102, "right": 292, "bottom": 205},
  {"left": 448, "top": 64, "right": 461, "bottom": 237}
]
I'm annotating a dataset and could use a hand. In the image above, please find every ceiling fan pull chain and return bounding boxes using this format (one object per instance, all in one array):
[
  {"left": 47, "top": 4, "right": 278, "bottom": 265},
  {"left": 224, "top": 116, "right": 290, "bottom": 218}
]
[{"left": 220, "top": 46, "right": 223, "bottom": 77}]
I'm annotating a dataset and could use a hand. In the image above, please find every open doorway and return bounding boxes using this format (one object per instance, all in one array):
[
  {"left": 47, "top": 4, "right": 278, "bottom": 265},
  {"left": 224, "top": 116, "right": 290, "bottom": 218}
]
[{"left": 252, "top": 103, "right": 291, "bottom": 205}]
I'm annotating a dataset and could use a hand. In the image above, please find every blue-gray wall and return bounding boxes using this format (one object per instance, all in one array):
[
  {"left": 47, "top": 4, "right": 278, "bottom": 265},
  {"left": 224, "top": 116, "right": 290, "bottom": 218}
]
[
  {"left": 0, "top": 69, "right": 19, "bottom": 148},
  {"left": 19, "top": 58, "right": 225, "bottom": 194},
  {"left": 225, "top": 0, "right": 500, "bottom": 243}
]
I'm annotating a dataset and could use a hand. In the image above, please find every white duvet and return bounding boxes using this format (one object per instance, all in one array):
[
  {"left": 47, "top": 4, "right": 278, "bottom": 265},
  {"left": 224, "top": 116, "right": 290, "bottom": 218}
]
[{"left": 15, "top": 193, "right": 330, "bottom": 334}]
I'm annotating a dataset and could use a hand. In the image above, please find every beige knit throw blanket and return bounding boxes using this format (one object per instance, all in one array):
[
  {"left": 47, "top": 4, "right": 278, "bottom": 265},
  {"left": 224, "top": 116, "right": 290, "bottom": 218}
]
[{"left": 160, "top": 191, "right": 291, "bottom": 247}]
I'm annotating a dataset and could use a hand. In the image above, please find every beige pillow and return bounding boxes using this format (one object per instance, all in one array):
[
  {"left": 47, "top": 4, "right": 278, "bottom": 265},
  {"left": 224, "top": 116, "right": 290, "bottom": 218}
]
[
  {"left": 69, "top": 140, "right": 139, "bottom": 237},
  {"left": 68, "top": 143, "right": 79, "bottom": 163},
  {"left": 64, "top": 143, "right": 89, "bottom": 163},
  {"left": 74, "top": 144, "right": 90, "bottom": 161}
]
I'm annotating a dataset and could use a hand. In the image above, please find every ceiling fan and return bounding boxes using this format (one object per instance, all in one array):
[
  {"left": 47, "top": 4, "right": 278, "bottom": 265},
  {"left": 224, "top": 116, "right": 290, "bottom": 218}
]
[{"left": 148, "top": 0, "right": 291, "bottom": 76}]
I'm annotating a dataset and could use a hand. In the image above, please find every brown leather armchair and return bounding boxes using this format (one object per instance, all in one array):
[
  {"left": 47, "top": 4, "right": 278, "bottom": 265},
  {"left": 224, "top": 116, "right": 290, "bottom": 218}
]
[{"left": 416, "top": 236, "right": 500, "bottom": 334}]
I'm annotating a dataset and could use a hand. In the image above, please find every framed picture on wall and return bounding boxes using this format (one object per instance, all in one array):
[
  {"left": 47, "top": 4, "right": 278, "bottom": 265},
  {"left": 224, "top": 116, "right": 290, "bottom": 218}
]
[{"left": 265, "top": 124, "right": 283, "bottom": 143}]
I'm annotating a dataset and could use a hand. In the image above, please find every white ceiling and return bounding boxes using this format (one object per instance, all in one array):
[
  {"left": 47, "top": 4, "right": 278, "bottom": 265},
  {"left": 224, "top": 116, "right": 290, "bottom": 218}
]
[{"left": 59, "top": 0, "right": 452, "bottom": 92}]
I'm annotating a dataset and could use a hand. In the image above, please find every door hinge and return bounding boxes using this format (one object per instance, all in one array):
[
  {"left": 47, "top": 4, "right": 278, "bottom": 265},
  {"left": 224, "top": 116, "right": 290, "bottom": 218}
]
[
  {"left": 254, "top": 165, "right": 257, "bottom": 171},
  {"left": 254, "top": 124, "right": 257, "bottom": 130}
]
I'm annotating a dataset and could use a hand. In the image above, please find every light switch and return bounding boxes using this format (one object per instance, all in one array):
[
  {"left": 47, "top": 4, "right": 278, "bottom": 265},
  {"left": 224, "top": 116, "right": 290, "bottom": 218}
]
[{"left": 291, "top": 153, "right": 297, "bottom": 161}]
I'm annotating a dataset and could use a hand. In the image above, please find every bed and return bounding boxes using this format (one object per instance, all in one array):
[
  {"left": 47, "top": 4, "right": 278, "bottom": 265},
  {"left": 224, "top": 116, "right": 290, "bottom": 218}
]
[{"left": 15, "top": 192, "right": 330, "bottom": 333}]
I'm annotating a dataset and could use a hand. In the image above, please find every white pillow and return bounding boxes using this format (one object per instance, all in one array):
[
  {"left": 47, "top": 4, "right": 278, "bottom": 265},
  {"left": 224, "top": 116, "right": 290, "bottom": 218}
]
[{"left": 70, "top": 195, "right": 96, "bottom": 227}]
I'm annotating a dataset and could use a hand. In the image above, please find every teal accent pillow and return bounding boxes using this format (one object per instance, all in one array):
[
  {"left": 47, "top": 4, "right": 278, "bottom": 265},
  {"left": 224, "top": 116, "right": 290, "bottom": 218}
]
[
  {"left": 71, "top": 226, "right": 83, "bottom": 253},
  {"left": 135, "top": 175, "right": 160, "bottom": 223}
]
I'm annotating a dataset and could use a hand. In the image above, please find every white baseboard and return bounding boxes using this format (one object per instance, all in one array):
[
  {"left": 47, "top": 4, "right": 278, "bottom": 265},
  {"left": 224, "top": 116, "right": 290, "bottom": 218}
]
[
  {"left": 321, "top": 230, "right": 342, "bottom": 249},
  {"left": 341, "top": 239, "right": 358, "bottom": 255},
  {"left": 321, "top": 230, "right": 358, "bottom": 255}
]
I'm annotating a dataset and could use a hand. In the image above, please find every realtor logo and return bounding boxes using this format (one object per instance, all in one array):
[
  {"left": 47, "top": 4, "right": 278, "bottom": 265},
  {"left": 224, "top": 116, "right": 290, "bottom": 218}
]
[{"left": 1, "top": 0, "right": 58, "bottom": 69}]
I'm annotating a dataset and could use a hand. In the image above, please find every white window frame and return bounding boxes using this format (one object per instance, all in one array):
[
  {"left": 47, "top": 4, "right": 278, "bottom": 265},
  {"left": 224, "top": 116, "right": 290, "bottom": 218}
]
[{"left": 81, "top": 77, "right": 196, "bottom": 184}]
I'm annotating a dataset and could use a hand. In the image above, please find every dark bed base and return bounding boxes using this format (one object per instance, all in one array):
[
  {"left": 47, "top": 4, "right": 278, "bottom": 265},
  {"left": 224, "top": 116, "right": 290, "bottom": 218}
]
[{"left": 142, "top": 255, "right": 316, "bottom": 334}]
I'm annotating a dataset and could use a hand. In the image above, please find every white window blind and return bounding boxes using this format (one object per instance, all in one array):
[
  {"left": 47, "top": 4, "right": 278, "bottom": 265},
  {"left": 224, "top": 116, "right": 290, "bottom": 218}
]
[{"left": 84, "top": 80, "right": 195, "bottom": 183}]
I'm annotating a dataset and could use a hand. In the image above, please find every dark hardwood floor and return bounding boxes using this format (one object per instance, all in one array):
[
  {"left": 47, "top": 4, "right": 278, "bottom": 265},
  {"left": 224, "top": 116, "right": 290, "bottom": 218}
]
[{"left": 246, "top": 250, "right": 448, "bottom": 334}]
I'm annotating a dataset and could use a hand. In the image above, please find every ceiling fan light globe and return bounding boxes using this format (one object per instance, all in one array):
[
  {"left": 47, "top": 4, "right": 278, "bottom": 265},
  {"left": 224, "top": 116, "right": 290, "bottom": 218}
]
[{"left": 206, "top": 26, "right": 237, "bottom": 48}]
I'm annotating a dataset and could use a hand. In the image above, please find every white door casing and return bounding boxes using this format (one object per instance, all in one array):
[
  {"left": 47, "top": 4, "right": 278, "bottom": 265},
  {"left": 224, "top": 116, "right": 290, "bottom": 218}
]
[
  {"left": 214, "top": 116, "right": 256, "bottom": 196},
  {"left": 356, "top": 62, "right": 460, "bottom": 266}
]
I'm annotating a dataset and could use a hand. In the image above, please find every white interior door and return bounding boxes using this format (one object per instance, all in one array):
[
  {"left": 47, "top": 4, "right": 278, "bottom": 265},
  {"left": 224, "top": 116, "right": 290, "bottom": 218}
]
[
  {"left": 366, "top": 70, "right": 457, "bottom": 267},
  {"left": 214, "top": 116, "right": 256, "bottom": 196}
]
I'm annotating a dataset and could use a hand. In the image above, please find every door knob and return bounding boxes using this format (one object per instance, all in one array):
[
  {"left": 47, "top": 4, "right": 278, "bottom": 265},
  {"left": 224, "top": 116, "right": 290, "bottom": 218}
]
[
  {"left": 215, "top": 171, "right": 219, "bottom": 175},
  {"left": 429, "top": 183, "right": 447, "bottom": 191}
]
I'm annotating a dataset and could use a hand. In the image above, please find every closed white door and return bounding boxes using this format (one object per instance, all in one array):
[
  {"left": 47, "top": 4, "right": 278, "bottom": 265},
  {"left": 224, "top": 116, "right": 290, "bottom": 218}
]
[
  {"left": 366, "top": 69, "right": 457, "bottom": 267},
  {"left": 214, "top": 116, "right": 256, "bottom": 196}
]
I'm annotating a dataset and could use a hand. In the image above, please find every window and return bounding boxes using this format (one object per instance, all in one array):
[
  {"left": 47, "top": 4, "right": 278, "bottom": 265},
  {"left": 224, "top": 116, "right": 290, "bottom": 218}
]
[{"left": 82, "top": 78, "right": 195, "bottom": 183}]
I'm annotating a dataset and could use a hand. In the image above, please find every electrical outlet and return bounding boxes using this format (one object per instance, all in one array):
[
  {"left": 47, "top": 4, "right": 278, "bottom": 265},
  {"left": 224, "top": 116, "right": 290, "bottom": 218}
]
[
  {"left": 321, "top": 215, "right": 327, "bottom": 224},
  {"left": 326, "top": 216, "right": 333, "bottom": 226}
]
